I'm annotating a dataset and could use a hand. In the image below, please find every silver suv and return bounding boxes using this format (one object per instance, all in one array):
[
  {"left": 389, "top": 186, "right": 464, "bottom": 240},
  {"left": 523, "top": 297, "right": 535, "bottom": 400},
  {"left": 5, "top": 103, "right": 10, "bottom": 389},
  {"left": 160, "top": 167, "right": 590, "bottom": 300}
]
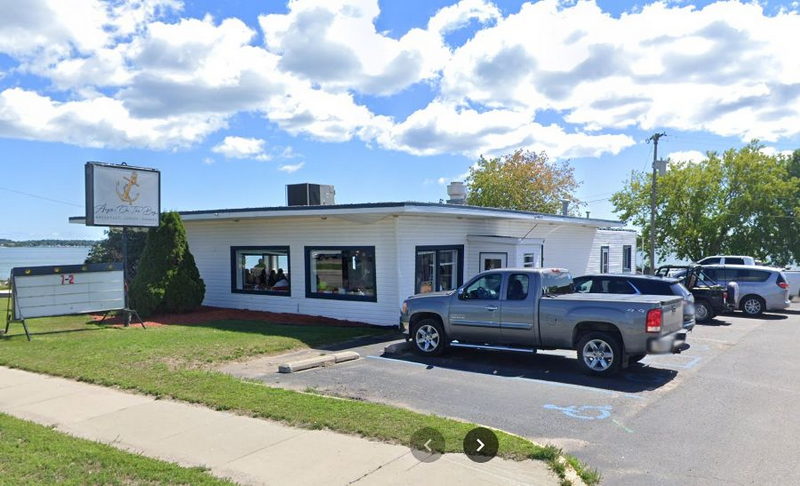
[{"left": 699, "top": 265, "right": 790, "bottom": 316}]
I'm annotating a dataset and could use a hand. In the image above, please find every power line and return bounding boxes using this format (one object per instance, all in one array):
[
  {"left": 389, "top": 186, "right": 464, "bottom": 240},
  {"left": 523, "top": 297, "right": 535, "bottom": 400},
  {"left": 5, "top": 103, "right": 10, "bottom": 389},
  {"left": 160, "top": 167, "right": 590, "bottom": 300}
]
[{"left": 0, "top": 186, "right": 83, "bottom": 208}]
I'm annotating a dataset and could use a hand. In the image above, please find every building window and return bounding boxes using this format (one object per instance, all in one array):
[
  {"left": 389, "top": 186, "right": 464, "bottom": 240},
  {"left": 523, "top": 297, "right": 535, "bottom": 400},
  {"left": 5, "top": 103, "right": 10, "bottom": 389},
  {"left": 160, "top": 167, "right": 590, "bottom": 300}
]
[
  {"left": 306, "top": 247, "right": 377, "bottom": 301},
  {"left": 600, "top": 246, "right": 610, "bottom": 273},
  {"left": 415, "top": 246, "right": 464, "bottom": 294},
  {"left": 623, "top": 245, "right": 632, "bottom": 273},
  {"left": 523, "top": 253, "right": 537, "bottom": 268},
  {"left": 231, "top": 246, "right": 290, "bottom": 295}
]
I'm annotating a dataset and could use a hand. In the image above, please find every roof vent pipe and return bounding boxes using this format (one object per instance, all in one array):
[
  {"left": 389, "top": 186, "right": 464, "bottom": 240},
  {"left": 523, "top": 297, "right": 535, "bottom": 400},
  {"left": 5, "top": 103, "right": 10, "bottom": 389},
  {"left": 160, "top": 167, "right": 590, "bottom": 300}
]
[
  {"left": 561, "top": 200, "right": 569, "bottom": 216},
  {"left": 586, "top": 211, "right": 591, "bottom": 219},
  {"left": 447, "top": 181, "right": 466, "bottom": 205}
]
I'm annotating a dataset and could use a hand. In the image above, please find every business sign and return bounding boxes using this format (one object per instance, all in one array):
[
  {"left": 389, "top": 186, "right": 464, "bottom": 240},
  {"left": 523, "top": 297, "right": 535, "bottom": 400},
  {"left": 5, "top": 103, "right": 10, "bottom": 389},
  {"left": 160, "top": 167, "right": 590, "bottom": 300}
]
[
  {"left": 85, "top": 162, "right": 161, "bottom": 227},
  {"left": 11, "top": 263, "right": 125, "bottom": 321}
]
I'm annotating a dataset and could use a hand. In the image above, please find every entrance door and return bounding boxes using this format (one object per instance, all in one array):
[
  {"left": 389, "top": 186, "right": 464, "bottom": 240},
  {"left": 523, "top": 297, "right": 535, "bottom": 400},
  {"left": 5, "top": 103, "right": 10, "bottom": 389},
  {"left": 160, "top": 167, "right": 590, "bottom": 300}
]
[{"left": 480, "top": 252, "right": 507, "bottom": 271}]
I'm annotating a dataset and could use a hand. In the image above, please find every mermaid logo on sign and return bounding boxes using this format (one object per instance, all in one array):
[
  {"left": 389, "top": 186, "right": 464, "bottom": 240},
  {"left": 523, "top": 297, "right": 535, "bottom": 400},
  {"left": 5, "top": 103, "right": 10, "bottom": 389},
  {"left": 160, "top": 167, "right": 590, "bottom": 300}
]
[{"left": 116, "top": 171, "right": 141, "bottom": 205}]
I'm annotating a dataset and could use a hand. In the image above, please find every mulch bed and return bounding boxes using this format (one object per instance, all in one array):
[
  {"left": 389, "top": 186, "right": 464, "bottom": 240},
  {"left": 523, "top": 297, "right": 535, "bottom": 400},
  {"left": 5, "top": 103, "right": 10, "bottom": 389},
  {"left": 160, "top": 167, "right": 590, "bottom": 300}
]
[{"left": 90, "top": 306, "right": 377, "bottom": 328}]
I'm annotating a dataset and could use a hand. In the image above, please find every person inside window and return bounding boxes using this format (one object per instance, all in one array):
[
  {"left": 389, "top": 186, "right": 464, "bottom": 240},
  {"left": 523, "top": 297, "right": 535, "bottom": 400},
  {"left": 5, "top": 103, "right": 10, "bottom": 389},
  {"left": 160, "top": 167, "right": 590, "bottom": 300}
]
[
  {"left": 273, "top": 268, "right": 289, "bottom": 290},
  {"left": 267, "top": 269, "right": 277, "bottom": 287}
]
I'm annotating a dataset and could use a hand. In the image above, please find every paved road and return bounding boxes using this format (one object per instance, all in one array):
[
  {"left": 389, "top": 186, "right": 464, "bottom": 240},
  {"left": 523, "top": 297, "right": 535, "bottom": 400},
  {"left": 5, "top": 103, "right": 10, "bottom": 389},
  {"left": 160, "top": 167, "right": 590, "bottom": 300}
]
[{"left": 226, "top": 305, "right": 800, "bottom": 485}]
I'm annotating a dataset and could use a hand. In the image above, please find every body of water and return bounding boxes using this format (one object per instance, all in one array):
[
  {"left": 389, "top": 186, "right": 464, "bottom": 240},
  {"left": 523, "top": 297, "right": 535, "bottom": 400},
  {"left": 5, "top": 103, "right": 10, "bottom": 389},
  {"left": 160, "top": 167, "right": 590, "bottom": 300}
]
[{"left": 0, "top": 247, "right": 92, "bottom": 279}]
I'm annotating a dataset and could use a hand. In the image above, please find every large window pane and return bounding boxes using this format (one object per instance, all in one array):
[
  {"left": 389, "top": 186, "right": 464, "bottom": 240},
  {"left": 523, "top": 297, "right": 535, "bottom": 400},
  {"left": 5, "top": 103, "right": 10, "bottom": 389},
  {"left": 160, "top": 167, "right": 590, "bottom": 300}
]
[
  {"left": 414, "top": 246, "right": 463, "bottom": 294},
  {"left": 307, "top": 247, "right": 376, "bottom": 301},
  {"left": 231, "top": 247, "right": 290, "bottom": 295}
]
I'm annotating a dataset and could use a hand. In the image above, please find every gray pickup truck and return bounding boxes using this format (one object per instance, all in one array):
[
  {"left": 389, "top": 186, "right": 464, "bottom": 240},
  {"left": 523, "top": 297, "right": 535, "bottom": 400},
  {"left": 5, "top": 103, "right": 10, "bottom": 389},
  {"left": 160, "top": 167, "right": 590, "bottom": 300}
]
[{"left": 399, "top": 268, "right": 689, "bottom": 375}]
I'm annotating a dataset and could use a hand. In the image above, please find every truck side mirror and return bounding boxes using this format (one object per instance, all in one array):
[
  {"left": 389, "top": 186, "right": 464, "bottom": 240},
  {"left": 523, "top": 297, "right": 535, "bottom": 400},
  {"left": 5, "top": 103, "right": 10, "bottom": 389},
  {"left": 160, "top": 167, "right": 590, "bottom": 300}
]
[{"left": 457, "top": 287, "right": 468, "bottom": 300}]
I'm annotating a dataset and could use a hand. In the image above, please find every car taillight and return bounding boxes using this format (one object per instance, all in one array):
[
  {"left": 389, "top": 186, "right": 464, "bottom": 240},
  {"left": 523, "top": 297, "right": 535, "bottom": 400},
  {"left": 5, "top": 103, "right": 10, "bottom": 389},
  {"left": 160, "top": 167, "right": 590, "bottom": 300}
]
[
  {"left": 646, "top": 309, "right": 662, "bottom": 333},
  {"left": 777, "top": 281, "right": 789, "bottom": 289}
]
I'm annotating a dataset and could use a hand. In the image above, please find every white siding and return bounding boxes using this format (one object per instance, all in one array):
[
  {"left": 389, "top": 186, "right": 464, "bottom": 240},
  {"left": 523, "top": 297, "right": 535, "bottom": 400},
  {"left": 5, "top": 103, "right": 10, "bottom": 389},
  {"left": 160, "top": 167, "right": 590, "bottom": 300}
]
[
  {"left": 184, "top": 212, "right": 637, "bottom": 327},
  {"left": 184, "top": 216, "right": 399, "bottom": 326}
]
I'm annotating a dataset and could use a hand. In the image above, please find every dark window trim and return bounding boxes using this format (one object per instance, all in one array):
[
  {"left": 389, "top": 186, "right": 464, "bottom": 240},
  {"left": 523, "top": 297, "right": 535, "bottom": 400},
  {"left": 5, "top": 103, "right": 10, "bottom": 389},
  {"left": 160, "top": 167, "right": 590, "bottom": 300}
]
[
  {"left": 414, "top": 245, "right": 465, "bottom": 293},
  {"left": 230, "top": 246, "right": 292, "bottom": 296},
  {"left": 622, "top": 245, "right": 632, "bottom": 272},
  {"left": 304, "top": 246, "right": 378, "bottom": 302},
  {"left": 600, "top": 246, "right": 610, "bottom": 273},
  {"left": 479, "top": 251, "right": 508, "bottom": 271}
]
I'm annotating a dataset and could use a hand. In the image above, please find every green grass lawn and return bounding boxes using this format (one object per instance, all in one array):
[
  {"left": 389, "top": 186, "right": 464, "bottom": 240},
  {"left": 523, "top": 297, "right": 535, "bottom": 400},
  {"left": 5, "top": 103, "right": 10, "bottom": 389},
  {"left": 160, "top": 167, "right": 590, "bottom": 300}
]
[
  {"left": 0, "top": 412, "right": 234, "bottom": 486},
  {"left": 0, "top": 304, "right": 599, "bottom": 486}
]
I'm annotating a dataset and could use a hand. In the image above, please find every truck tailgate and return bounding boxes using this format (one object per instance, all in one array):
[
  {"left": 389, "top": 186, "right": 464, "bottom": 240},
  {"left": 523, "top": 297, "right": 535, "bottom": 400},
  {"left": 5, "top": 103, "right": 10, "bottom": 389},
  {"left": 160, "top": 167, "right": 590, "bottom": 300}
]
[{"left": 659, "top": 297, "right": 684, "bottom": 334}]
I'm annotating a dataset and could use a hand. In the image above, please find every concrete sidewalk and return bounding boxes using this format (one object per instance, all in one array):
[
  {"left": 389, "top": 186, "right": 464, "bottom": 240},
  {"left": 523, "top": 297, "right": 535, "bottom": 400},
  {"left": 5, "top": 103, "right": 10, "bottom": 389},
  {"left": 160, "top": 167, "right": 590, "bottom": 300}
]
[{"left": 0, "top": 366, "right": 557, "bottom": 485}]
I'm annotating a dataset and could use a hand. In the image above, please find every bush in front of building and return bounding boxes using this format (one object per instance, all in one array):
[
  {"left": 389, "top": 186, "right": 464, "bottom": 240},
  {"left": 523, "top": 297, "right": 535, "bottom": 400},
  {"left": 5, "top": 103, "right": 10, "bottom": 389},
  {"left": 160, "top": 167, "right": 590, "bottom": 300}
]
[{"left": 129, "top": 211, "right": 205, "bottom": 317}]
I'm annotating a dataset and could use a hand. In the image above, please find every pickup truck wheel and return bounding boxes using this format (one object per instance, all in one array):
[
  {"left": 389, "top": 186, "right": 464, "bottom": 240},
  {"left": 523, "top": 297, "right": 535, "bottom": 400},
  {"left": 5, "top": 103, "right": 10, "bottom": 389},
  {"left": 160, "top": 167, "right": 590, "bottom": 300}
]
[
  {"left": 577, "top": 332, "right": 622, "bottom": 376},
  {"left": 741, "top": 295, "right": 764, "bottom": 316},
  {"left": 694, "top": 300, "right": 712, "bottom": 323},
  {"left": 411, "top": 319, "right": 446, "bottom": 356}
]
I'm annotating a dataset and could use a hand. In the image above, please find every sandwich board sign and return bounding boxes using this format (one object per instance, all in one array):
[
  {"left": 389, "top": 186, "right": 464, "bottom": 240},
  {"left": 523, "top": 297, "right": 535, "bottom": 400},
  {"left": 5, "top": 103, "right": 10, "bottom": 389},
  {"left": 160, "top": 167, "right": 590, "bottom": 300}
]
[{"left": 4, "top": 263, "right": 137, "bottom": 341}]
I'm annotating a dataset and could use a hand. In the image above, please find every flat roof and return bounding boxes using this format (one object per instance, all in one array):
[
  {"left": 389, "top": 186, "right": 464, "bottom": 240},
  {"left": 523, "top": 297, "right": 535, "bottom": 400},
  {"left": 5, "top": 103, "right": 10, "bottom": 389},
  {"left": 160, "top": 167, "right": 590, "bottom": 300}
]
[{"left": 70, "top": 201, "right": 625, "bottom": 228}]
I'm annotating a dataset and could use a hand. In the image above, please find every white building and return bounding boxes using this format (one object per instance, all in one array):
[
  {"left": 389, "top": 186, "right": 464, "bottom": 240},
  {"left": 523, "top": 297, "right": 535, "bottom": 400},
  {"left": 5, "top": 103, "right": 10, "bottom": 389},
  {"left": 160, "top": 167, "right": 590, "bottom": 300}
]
[{"left": 178, "top": 200, "right": 636, "bottom": 327}]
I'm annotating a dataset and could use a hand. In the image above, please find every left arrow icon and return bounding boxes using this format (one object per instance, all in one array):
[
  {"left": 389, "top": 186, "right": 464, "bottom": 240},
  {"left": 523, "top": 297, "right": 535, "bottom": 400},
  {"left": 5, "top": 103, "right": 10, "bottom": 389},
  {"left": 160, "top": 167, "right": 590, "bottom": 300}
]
[{"left": 424, "top": 439, "right": 432, "bottom": 452}]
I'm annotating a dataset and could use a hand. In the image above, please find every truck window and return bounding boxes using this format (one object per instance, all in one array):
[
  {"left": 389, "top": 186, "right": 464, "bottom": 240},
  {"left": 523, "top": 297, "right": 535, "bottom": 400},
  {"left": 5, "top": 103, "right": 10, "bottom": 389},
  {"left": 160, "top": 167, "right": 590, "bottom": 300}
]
[
  {"left": 574, "top": 278, "right": 592, "bottom": 293},
  {"left": 700, "top": 257, "right": 721, "bottom": 264},
  {"left": 507, "top": 274, "right": 529, "bottom": 300},
  {"left": 726, "top": 257, "right": 745, "bottom": 265},
  {"left": 542, "top": 272, "right": 574, "bottom": 295},
  {"left": 463, "top": 274, "right": 503, "bottom": 300}
]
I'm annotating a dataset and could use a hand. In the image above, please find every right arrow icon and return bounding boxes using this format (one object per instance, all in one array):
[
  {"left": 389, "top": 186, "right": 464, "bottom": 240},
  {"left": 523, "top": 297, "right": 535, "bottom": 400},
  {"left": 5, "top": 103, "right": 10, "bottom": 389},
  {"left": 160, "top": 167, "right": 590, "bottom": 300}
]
[{"left": 476, "top": 438, "right": 485, "bottom": 452}]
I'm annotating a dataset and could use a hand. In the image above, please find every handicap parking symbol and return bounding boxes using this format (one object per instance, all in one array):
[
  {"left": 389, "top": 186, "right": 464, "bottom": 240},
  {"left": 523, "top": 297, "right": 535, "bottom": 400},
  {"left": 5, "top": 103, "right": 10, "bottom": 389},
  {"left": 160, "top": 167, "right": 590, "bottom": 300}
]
[{"left": 543, "top": 404, "right": 612, "bottom": 420}]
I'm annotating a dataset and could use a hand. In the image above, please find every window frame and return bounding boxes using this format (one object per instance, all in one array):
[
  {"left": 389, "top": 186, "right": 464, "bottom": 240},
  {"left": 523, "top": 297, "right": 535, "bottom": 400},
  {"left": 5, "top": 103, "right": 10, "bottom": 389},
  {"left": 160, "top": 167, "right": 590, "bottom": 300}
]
[
  {"left": 230, "top": 246, "right": 292, "bottom": 296},
  {"left": 414, "top": 245, "right": 464, "bottom": 294},
  {"left": 304, "top": 246, "right": 378, "bottom": 302},
  {"left": 622, "top": 245, "right": 632, "bottom": 273},
  {"left": 600, "top": 246, "right": 610, "bottom": 273}
]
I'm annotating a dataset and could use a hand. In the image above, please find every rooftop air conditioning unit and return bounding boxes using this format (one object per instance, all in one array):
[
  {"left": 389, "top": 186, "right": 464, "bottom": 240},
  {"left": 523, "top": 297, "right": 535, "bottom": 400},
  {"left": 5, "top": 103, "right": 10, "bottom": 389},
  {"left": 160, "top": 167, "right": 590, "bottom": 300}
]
[{"left": 286, "top": 183, "right": 336, "bottom": 206}]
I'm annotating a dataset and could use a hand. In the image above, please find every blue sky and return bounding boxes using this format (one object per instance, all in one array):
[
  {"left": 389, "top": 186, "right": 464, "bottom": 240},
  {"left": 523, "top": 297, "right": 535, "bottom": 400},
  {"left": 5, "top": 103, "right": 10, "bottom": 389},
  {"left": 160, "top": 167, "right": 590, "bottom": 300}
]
[{"left": 1, "top": 0, "right": 799, "bottom": 240}]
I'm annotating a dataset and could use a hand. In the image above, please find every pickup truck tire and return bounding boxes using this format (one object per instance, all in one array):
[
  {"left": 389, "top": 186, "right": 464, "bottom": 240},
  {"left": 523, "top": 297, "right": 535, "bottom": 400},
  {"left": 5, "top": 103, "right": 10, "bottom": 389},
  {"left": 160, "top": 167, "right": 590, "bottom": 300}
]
[
  {"left": 577, "top": 332, "right": 622, "bottom": 376},
  {"left": 411, "top": 319, "right": 446, "bottom": 356},
  {"left": 740, "top": 295, "right": 765, "bottom": 316},
  {"left": 694, "top": 300, "right": 713, "bottom": 323}
]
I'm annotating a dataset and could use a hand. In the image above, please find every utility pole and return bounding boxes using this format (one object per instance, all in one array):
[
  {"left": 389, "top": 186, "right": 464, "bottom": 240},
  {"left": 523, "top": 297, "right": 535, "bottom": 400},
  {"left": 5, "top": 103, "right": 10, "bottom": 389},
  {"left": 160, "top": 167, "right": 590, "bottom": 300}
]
[{"left": 647, "top": 132, "right": 666, "bottom": 274}]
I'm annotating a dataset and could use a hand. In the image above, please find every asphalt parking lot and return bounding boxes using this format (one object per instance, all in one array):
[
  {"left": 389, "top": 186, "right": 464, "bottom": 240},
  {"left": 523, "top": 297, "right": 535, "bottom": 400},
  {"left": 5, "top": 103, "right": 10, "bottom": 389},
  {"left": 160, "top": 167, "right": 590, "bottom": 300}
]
[{"left": 224, "top": 304, "right": 800, "bottom": 486}]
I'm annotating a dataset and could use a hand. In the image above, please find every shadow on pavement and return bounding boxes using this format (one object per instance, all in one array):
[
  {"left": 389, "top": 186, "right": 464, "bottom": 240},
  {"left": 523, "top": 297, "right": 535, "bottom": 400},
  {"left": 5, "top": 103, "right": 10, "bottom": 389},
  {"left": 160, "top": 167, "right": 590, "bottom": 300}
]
[
  {"left": 696, "top": 318, "right": 732, "bottom": 327},
  {"left": 732, "top": 313, "right": 788, "bottom": 320},
  {"left": 383, "top": 345, "right": 679, "bottom": 394}
]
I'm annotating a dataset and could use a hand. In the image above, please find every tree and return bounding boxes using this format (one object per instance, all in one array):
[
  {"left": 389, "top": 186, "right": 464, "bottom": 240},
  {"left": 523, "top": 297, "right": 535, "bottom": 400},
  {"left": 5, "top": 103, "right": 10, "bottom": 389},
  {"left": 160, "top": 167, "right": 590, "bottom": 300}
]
[
  {"left": 611, "top": 142, "right": 800, "bottom": 265},
  {"left": 465, "top": 149, "right": 581, "bottom": 214},
  {"left": 85, "top": 229, "right": 148, "bottom": 280},
  {"left": 129, "top": 211, "right": 205, "bottom": 316}
]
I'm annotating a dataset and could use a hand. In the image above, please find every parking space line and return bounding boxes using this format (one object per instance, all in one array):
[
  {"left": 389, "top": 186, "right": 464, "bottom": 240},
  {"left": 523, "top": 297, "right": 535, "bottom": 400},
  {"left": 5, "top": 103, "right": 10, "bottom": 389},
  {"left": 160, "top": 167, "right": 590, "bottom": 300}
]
[{"left": 366, "top": 356, "right": 645, "bottom": 400}]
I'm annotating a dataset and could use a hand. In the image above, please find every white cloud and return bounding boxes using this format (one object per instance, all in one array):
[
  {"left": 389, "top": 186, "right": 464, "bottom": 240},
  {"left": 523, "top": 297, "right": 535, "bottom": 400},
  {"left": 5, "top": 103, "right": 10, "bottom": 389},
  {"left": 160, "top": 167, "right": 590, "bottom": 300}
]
[
  {"left": 667, "top": 150, "right": 706, "bottom": 164},
  {"left": 1, "top": 0, "right": 800, "bottom": 162},
  {"left": 759, "top": 146, "right": 794, "bottom": 158},
  {"left": 211, "top": 136, "right": 270, "bottom": 160},
  {"left": 202, "top": 157, "right": 215, "bottom": 165},
  {"left": 278, "top": 162, "right": 305, "bottom": 173}
]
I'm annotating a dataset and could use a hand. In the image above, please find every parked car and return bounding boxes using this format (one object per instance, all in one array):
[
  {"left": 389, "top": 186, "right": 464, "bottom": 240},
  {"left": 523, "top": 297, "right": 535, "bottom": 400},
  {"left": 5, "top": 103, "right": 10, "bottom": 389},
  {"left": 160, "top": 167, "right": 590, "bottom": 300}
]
[
  {"left": 655, "top": 265, "right": 738, "bottom": 323},
  {"left": 699, "top": 264, "right": 790, "bottom": 316},
  {"left": 400, "top": 268, "right": 689, "bottom": 376},
  {"left": 573, "top": 274, "right": 695, "bottom": 329},
  {"left": 782, "top": 271, "right": 800, "bottom": 299},
  {"left": 697, "top": 255, "right": 756, "bottom": 266}
]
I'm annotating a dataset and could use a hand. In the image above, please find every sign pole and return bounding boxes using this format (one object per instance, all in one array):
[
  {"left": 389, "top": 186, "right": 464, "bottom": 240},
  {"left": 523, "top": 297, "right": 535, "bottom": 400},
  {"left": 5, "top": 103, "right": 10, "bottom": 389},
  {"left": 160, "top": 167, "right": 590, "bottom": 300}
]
[{"left": 122, "top": 226, "right": 131, "bottom": 327}]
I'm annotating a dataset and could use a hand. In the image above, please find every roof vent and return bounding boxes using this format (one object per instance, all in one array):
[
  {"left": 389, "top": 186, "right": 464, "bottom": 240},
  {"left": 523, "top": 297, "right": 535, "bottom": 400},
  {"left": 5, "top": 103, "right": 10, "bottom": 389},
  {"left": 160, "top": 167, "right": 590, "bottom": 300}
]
[
  {"left": 446, "top": 181, "right": 466, "bottom": 205},
  {"left": 286, "top": 183, "right": 335, "bottom": 206}
]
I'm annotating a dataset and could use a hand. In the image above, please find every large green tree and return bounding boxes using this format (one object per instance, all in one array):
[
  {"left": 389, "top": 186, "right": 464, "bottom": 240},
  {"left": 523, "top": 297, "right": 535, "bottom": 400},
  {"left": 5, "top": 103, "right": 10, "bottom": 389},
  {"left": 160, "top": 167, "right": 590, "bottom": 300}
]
[
  {"left": 465, "top": 149, "right": 581, "bottom": 214},
  {"left": 611, "top": 142, "right": 800, "bottom": 265},
  {"left": 129, "top": 211, "right": 205, "bottom": 317}
]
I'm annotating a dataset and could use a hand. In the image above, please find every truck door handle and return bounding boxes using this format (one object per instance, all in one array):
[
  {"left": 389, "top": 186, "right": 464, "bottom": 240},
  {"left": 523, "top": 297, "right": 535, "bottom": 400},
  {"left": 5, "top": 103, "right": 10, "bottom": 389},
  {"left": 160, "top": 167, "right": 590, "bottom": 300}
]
[{"left": 485, "top": 305, "right": 498, "bottom": 311}]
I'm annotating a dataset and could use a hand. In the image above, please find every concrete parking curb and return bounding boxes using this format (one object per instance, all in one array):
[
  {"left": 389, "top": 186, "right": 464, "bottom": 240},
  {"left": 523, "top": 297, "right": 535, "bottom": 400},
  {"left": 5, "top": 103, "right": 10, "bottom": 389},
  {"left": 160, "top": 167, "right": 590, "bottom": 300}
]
[{"left": 278, "top": 351, "right": 360, "bottom": 373}]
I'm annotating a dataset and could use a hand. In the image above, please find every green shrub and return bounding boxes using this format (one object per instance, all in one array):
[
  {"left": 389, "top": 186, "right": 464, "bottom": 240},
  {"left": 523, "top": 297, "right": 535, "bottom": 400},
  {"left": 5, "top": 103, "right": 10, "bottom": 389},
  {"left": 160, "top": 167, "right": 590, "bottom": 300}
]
[{"left": 129, "top": 212, "right": 205, "bottom": 317}]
